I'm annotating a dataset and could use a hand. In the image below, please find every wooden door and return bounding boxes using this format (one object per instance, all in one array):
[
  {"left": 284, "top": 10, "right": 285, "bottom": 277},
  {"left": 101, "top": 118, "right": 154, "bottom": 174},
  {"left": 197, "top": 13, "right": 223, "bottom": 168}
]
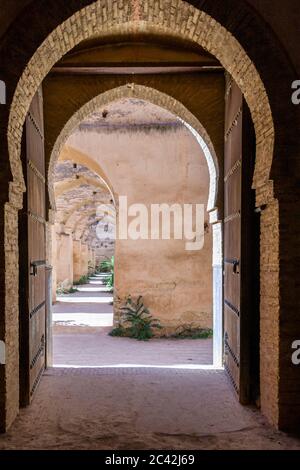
[
  {"left": 224, "top": 75, "right": 259, "bottom": 404},
  {"left": 19, "top": 87, "right": 46, "bottom": 406}
]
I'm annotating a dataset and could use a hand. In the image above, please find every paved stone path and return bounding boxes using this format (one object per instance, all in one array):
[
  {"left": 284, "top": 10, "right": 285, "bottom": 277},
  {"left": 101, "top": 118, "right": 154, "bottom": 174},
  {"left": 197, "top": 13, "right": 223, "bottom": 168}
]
[{"left": 53, "top": 273, "right": 213, "bottom": 367}]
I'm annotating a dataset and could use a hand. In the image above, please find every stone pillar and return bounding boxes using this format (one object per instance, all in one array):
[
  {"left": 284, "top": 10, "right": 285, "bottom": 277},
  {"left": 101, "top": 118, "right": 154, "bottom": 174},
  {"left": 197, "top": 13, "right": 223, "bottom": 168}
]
[
  {"left": 88, "top": 247, "right": 93, "bottom": 274},
  {"left": 260, "top": 199, "right": 280, "bottom": 428},
  {"left": 56, "top": 232, "right": 73, "bottom": 288},
  {"left": 73, "top": 239, "right": 82, "bottom": 282},
  {"left": 51, "top": 224, "right": 57, "bottom": 302},
  {"left": 80, "top": 243, "right": 89, "bottom": 278},
  {"left": 277, "top": 195, "right": 300, "bottom": 431},
  {"left": 45, "top": 265, "right": 53, "bottom": 367},
  {"left": 95, "top": 249, "right": 101, "bottom": 268},
  {"left": 92, "top": 249, "right": 96, "bottom": 270}
]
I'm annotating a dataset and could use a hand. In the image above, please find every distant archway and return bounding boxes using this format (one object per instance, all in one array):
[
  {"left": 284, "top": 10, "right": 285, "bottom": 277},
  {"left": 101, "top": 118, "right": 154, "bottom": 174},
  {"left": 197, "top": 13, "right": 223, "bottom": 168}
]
[
  {"left": 49, "top": 84, "right": 219, "bottom": 216},
  {"left": 7, "top": 1, "right": 274, "bottom": 209}
]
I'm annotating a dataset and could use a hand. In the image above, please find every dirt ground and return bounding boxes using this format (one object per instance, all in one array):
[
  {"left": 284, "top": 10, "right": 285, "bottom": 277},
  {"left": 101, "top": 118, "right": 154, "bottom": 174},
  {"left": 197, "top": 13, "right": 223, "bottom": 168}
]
[
  {"left": 1, "top": 367, "right": 300, "bottom": 450},
  {"left": 2, "top": 279, "right": 299, "bottom": 450}
]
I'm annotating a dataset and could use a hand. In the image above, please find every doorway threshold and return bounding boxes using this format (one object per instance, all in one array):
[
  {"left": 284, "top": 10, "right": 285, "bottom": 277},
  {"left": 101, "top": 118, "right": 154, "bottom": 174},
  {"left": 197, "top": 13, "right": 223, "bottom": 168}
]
[{"left": 52, "top": 364, "right": 224, "bottom": 370}]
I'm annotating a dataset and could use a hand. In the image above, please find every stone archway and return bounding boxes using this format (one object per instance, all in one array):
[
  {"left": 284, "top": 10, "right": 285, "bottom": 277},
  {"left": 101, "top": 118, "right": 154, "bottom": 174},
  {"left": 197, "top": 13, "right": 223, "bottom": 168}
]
[
  {"left": 2, "top": 0, "right": 283, "bottom": 431},
  {"left": 7, "top": 1, "right": 274, "bottom": 206},
  {"left": 54, "top": 176, "right": 108, "bottom": 199},
  {"left": 48, "top": 84, "right": 219, "bottom": 215},
  {"left": 57, "top": 145, "right": 116, "bottom": 208},
  {"left": 48, "top": 82, "right": 222, "bottom": 367}
]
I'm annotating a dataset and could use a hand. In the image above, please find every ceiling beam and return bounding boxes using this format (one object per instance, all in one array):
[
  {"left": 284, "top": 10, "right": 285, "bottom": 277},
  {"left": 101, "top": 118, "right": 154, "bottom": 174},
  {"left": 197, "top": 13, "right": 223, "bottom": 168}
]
[{"left": 51, "top": 65, "right": 223, "bottom": 75}]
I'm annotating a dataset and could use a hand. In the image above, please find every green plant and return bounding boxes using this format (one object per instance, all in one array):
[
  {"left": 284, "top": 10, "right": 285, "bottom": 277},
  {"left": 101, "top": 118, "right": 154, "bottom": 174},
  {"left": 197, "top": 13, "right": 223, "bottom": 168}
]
[
  {"left": 109, "top": 326, "right": 128, "bottom": 337},
  {"left": 100, "top": 256, "right": 114, "bottom": 291},
  {"left": 73, "top": 274, "right": 89, "bottom": 286},
  {"left": 104, "top": 271, "right": 114, "bottom": 290},
  {"left": 170, "top": 324, "right": 213, "bottom": 339},
  {"left": 100, "top": 256, "right": 114, "bottom": 273},
  {"left": 110, "top": 296, "right": 161, "bottom": 341}
]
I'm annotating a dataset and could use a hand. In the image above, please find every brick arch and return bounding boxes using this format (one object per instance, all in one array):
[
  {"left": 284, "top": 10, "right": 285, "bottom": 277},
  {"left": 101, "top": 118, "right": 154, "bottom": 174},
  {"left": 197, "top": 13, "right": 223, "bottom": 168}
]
[
  {"left": 72, "top": 209, "right": 101, "bottom": 233},
  {"left": 54, "top": 175, "right": 108, "bottom": 199},
  {"left": 48, "top": 83, "right": 219, "bottom": 215},
  {"left": 7, "top": 0, "right": 274, "bottom": 212},
  {"left": 64, "top": 200, "right": 115, "bottom": 229},
  {"left": 2, "top": 0, "right": 288, "bottom": 432},
  {"left": 58, "top": 145, "right": 116, "bottom": 207},
  {"left": 74, "top": 211, "right": 115, "bottom": 241},
  {"left": 81, "top": 223, "right": 114, "bottom": 245},
  {"left": 63, "top": 199, "right": 104, "bottom": 226}
]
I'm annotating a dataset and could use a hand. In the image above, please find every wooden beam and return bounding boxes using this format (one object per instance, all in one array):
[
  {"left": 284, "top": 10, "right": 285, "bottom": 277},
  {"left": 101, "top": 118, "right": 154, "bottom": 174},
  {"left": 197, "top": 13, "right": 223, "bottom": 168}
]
[{"left": 51, "top": 65, "right": 223, "bottom": 75}]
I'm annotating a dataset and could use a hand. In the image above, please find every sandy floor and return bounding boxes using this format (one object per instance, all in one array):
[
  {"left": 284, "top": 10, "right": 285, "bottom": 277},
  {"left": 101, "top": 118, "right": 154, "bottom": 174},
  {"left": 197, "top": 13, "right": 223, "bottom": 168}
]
[
  {"left": 1, "top": 367, "right": 300, "bottom": 450},
  {"left": 1, "top": 276, "right": 298, "bottom": 450}
]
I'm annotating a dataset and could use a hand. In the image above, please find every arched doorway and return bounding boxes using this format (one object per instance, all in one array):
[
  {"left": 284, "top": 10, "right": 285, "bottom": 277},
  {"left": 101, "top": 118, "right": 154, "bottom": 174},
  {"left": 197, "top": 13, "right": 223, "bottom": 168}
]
[
  {"left": 47, "top": 88, "right": 222, "bottom": 371},
  {"left": 1, "top": 0, "right": 297, "bottom": 433}
]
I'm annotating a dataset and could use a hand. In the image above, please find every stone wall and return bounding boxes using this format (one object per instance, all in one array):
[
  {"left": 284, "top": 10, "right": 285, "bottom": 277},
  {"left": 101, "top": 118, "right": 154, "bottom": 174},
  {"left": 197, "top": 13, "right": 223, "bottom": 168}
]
[
  {"left": 67, "top": 122, "right": 213, "bottom": 333},
  {"left": 55, "top": 232, "right": 74, "bottom": 289}
]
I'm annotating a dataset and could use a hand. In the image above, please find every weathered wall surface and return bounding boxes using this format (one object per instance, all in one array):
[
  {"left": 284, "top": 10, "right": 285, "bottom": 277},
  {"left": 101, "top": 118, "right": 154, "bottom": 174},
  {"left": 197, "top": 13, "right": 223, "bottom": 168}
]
[
  {"left": 55, "top": 232, "right": 73, "bottom": 288},
  {"left": 51, "top": 224, "right": 57, "bottom": 302},
  {"left": 44, "top": 73, "right": 225, "bottom": 211},
  {"left": 67, "top": 122, "right": 212, "bottom": 332},
  {"left": 72, "top": 240, "right": 82, "bottom": 283}
]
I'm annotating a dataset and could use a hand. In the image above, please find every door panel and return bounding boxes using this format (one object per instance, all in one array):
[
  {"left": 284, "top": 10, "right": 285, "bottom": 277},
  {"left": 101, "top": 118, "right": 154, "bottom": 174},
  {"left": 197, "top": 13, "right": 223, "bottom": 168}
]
[
  {"left": 19, "top": 87, "right": 46, "bottom": 406},
  {"left": 224, "top": 262, "right": 240, "bottom": 312},
  {"left": 224, "top": 76, "right": 258, "bottom": 404},
  {"left": 225, "top": 169, "right": 241, "bottom": 217}
]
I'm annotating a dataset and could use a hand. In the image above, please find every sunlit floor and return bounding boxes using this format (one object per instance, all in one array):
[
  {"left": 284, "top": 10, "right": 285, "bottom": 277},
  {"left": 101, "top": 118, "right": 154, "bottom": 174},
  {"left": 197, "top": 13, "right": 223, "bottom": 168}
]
[
  {"left": 3, "top": 275, "right": 293, "bottom": 449},
  {"left": 52, "top": 275, "right": 213, "bottom": 367},
  {"left": 53, "top": 329, "right": 213, "bottom": 368}
]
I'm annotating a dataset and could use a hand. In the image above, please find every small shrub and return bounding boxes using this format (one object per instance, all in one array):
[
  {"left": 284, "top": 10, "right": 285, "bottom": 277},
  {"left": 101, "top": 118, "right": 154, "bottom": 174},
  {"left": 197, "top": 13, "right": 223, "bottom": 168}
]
[
  {"left": 99, "top": 256, "right": 114, "bottom": 291},
  {"left": 110, "top": 296, "right": 161, "bottom": 341},
  {"left": 73, "top": 275, "right": 89, "bottom": 286},
  {"left": 104, "top": 272, "right": 114, "bottom": 290},
  {"left": 109, "top": 326, "right": 128, "bottom": 337},
  {"left": 100, "top": 256, "right": 114, "bottom": 273}
]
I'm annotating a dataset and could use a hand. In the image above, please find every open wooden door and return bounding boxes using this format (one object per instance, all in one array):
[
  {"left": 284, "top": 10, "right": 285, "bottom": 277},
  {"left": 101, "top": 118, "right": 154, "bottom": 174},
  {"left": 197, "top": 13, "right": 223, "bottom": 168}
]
[
  {"left": 19, "top": 87, "right": 47, "bottom": 406},
  {"left": 223, "top": 76, "right": 259, "bottom": 404}
]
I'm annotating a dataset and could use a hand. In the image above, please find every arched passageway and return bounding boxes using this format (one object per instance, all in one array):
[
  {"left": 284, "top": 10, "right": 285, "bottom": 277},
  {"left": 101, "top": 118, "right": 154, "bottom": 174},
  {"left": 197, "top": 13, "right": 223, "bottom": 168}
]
[
  {"left": 48, "top": 85, "right": 223, "bottom": 368},
  {"left": 50, "top": 93, "right": 219, "bottom": 370},
  {"left": 0, "top": 0, "right": 299, "bottom": 437}
]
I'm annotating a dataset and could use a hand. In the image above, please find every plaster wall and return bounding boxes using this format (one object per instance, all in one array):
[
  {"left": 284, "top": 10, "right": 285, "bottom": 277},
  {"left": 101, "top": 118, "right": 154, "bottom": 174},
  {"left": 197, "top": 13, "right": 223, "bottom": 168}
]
[
  {"left": 80, "top": 244, "right": 89, "bottom": 278},
  {"left": 56, "top": 233, "right": 73, "bottom": 288},
  {"left": 67, "top": 125, "right": 212, "bottom": 332},
  {"left": 73, "top": 240, "right": 82, "bottom": 282}
]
